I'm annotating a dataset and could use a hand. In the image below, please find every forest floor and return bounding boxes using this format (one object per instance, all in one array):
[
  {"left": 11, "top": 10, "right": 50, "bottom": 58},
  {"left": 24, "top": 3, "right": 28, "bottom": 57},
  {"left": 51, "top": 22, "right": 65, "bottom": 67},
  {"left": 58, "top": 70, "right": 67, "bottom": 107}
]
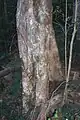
[{"left": 0, "top": 53, "right": 24, "bottom": 120}]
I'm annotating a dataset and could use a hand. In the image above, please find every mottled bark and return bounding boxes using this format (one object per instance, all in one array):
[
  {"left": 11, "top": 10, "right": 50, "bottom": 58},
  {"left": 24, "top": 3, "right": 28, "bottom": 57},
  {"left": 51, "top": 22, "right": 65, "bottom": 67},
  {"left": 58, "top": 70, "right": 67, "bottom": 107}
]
[{"left": 16, "top": 0, "right": 63, "bottom": 118}]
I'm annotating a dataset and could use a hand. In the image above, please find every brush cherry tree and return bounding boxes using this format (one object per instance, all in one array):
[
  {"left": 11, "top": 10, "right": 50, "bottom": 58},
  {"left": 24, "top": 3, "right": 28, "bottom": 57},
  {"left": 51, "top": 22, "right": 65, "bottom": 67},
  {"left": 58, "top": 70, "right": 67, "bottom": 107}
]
[{"left": 16, "top": 0, "right": 63, "bottom": 119}]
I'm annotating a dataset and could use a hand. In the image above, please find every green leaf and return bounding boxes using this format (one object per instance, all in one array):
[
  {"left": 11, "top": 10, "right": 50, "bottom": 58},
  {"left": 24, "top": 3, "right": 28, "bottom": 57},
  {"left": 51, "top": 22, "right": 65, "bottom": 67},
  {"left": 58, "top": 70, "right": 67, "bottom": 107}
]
[{"left": 54, "top": 110, "right": 58, "bottom": 118}]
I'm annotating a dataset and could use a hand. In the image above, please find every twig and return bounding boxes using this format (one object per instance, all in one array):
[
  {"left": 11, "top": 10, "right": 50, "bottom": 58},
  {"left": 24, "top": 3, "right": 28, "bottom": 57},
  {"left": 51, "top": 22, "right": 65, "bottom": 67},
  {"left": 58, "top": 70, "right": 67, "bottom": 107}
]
[
  {"left": 50, "top": 81, "right": 65, "bottom": 98},
  {"left": 53, "top": 21, "right": 64, "bottom": 32},
  {"left": 63, "top": 0, "right": 77, "bottom": 103}
]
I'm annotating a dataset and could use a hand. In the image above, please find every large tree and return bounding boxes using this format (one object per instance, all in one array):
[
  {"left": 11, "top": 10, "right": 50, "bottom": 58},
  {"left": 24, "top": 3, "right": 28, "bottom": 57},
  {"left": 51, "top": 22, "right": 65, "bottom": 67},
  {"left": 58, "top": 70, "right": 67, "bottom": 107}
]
[{"left": 16, "top": 0, "right": 63, "bottom": 119}]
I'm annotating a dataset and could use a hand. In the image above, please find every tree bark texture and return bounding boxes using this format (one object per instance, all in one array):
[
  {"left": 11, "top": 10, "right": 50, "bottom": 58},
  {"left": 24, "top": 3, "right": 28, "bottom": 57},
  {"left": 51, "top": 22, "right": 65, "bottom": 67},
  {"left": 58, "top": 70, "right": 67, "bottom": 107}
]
[{"left": 16, "top": 0, "right": 63, "bottom": 118}]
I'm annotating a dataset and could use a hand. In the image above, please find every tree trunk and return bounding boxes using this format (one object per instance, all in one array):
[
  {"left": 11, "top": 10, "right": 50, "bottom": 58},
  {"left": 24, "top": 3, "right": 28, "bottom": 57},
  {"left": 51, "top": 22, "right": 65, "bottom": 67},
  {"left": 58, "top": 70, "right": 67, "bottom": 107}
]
[
  {"left": 76, "top": 0, "right": 80, "bottom": 40},
  {"left": 16, "top": 0, "right": 63, "bottom": 119},
  {"left": 73, "top": 0, "right": 80, "bottom": 55}
]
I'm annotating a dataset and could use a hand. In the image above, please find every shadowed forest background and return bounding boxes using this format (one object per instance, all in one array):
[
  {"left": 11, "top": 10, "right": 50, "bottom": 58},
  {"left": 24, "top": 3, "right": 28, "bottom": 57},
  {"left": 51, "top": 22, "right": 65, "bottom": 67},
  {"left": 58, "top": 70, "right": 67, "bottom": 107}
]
[{"left": 0, "top": 0, "right": 80, "bottom": 120}]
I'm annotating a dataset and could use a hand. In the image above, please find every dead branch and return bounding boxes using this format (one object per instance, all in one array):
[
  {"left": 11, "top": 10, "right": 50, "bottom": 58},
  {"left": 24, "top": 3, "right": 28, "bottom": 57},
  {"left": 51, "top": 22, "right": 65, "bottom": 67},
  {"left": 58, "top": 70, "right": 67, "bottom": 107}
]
[
  {"left": 46, "top": 90, "right": 80, "bottom": 117},
  {"left": 0, "top": 66, "right": 20, "bottom": 78},
  {"left": 32, "top": 88, "right": 80, "bottom": 120}
]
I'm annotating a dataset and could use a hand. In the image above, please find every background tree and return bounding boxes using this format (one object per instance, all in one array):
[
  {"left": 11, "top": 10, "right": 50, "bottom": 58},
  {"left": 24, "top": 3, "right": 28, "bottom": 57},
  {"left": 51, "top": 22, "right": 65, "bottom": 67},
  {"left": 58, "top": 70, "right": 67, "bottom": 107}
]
[
  {"left": 0, "top": 0, "right": 17, "bottom": 62},
  {"left": 74, "top": 0, "right": 80, "bottom": 61}
]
